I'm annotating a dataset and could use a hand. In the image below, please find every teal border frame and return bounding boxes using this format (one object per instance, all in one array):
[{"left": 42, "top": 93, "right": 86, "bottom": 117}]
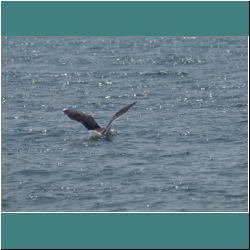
[
  {"left": 2, "top": 213, "right": 249, "bottom": 249},
  {"left": 1, "top": 1, "right": 249, "bottom": 36},
  {"left": 1, "top": 1, "right": 249, "bottom": 249}
]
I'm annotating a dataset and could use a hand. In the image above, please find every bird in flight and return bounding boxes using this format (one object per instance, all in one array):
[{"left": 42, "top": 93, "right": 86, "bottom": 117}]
[{"left": 63, "top": 101, "right": 137, "bottom": 138}]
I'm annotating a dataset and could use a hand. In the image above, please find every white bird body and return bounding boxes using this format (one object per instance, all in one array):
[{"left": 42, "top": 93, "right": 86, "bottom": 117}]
[{"left": 88, "top": 130, "right": 103, "bottom": 139}]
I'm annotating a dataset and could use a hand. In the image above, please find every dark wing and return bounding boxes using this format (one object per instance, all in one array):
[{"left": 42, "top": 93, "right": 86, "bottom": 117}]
[
  {"left": 103, "top": 101, "right": 137, "bottom": 134},
  {"left": 63, "top": 109, "right": 101, "bottom": 130}
]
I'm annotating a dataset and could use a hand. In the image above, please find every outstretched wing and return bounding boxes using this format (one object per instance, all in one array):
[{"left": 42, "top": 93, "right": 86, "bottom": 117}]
[
  {"left": 63, "top": 109, "right": 102, "bottom": 130},
  {"left": 103, "top": 101, "right": 137, "bottom": 135}
]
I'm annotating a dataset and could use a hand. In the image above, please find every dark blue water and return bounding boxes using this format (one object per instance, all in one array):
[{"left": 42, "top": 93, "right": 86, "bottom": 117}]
[{"left": 1, "top": 37, "right": 248, "bottom": 212}]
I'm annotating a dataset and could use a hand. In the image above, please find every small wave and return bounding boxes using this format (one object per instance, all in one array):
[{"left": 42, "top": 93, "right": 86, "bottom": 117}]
[
  {"left": 160, "top": 151, "right": 191, "bottom": 158},
  {"left": 141, "top": 70, "right": 188, "bottom": 77},
  {"left": 17, "top": 169, "right": 52, "bottom": 177}
]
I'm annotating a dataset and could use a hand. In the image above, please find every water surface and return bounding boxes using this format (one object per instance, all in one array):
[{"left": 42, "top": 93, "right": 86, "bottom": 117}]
[{"left": 2, "top": 37, "right": 248, "bottom": 212}]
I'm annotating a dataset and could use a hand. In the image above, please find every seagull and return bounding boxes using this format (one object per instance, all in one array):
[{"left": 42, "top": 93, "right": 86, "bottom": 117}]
[{"left": 63, "top": 101, "right": 137, "bottom": 138}]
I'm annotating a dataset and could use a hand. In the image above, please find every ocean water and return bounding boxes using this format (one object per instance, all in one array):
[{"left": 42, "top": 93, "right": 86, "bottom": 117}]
[{"left": 1, "top": 37, "right": 248, "bottom": 212}]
